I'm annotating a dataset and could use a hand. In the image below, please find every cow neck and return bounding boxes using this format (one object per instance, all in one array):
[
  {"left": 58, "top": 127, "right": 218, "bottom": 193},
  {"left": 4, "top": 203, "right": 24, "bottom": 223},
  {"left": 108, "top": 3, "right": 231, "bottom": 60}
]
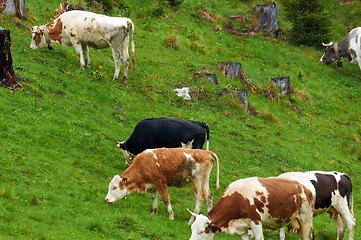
[
  {"left": 42, "top": 25, "right": 53, "bottom": 50},
  {"left": 334, "top": 42, "right": 340, "bottom": 60}
]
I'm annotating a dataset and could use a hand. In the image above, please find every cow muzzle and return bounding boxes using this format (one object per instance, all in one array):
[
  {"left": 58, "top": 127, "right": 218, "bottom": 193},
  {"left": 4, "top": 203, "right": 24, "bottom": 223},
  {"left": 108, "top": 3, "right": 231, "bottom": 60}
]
[{"left": 47, "top": 43, "right": 53, "bottom": 50}]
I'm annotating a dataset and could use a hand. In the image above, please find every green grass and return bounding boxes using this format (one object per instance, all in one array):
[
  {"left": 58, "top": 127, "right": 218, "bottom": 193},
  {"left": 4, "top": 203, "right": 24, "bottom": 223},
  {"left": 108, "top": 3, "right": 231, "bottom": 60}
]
[{"left": 0, "top": 0, "right": 360, "bottom": 239}]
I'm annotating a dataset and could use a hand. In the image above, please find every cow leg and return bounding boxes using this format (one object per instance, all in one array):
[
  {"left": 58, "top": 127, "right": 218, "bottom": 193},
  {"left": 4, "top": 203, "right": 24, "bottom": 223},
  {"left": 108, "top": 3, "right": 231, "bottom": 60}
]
[
  {"left": 120, "top": 35, "right": 130, "bottom": 84},
  {"left": 151, "top": 189, "right": 158, "bottom": 214},
  {"left": 249, "top": 222, "right": 264, "bottom": 240},
  {"left": 111, "top": 48, "right": 121, "bottom": 81},
  {"left": 279, "top": 227, "right": 286, "bottom": 240},
  {"left": 157, "top": 184, "right": 174, "bottom": 220},
  {"left": 82, "top": 44, "right": 90, "bottom": 68},
  {"left": 332, "top": 196, "right": 356, "bottom": 240},
  {"left": 70, "top": 39, "right": 86, "bottom": 70},
  {"left": 335, "top": 215, "right": 345, "bottom": 240}
]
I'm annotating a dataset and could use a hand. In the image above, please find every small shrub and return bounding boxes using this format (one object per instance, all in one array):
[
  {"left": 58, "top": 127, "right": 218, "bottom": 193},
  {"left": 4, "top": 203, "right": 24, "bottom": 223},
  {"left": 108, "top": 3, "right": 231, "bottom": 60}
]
[
  {"left": 86, "top": 0, "right": 114, "bottom": 13},
  {"left": 165, "top": 35, "right": 180, "bottom": 50},
  {"left": 189, "top": 41, "right": 206, "bottom": 54},
  {"left": 282, "top": 0, "right": 330, "bottom": 46}
]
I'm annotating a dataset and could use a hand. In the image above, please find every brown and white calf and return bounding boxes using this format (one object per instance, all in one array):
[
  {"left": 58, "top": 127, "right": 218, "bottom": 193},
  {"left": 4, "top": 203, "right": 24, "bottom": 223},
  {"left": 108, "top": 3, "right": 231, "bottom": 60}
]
[
  {"left": 105, "top": 148, "right": 220, "bottom": 223},
  {"left": 30, "top": 10, "right": 135, "bottom": 83},
  {"left": 279, "top": 171, "right": 355, "bottom": 240},
  {"left": 189, "top": 177, "right": 315, "bottom": 240}
]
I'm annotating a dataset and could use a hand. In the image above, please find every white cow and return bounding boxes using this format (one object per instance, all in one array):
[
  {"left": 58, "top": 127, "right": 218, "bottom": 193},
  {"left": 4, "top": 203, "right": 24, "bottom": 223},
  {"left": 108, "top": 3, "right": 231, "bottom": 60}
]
[{"left": 30, "top": 10, "right": 135, "bottom": 83}]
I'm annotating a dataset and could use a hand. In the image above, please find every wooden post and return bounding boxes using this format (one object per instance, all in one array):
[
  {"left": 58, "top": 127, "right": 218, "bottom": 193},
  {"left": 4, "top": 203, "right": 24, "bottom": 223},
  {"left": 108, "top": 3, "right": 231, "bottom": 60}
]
[
  {"left": 256, "top": 2, "right": 279, "bottom": 32},
  {"left": 0, "top": 30, "right": 22, "bottom": 90}
]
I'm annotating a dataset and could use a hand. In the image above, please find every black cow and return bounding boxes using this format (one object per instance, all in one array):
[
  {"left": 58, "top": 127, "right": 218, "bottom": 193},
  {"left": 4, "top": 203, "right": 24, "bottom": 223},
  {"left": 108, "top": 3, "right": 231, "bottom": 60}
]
[
  {"left": 320, "top": 27, "right": 361, "bottom": 70},
  {"left": 117, "top": 118, "right": 210, "bottom": 165}
]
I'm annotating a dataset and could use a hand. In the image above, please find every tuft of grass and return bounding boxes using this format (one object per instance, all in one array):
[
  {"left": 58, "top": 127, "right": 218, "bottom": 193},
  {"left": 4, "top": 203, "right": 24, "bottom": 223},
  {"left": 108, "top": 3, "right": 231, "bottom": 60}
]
[{"left": 165, "top": 35, "right": 180, "bottom": 50}]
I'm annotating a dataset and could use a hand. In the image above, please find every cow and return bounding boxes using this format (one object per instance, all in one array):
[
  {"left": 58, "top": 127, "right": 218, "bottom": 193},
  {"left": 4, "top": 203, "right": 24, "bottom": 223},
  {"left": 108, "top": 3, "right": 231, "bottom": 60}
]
[
  {"left": 188, "top": 177, "right": 315, "bottom": 240},
  {"left": 105, "top": 148, "right": 220, "bottom": 224},
  {"left": 117, "top": 118, "right": 210, "bottom": 165},
  {"left": 320, "top": 27, "right": 361, "bottom": 70},
  {"left": 30, "top": 10, "right": 135, "bottom": 83},
  {"left": 278, "top": 171, "right": 355, "bottom": 240}
]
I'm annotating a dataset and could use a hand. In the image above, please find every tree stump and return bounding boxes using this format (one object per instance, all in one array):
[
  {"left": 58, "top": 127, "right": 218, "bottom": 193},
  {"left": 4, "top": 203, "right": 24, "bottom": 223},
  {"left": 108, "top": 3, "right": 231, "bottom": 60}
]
[
  {"left": 219, "top": 88, "right": 258, "bottom": 115},
  {"left": 271, "top": 76, "right": 291, "bottom": 96},
  {"left": 193, "top": 72, "right": 219, "bottom": 85},
  {"left": 3, "top": 0, "right": 26, "bottom": 19},
  {"left": 217, "top": 61, "right": 259, "bottom": 92},
  {"left": 256, "top": 2, "right": 279, "bottom": 32},
  {"left": 0, "top": 30, "right": 22, "bottom": 90}
]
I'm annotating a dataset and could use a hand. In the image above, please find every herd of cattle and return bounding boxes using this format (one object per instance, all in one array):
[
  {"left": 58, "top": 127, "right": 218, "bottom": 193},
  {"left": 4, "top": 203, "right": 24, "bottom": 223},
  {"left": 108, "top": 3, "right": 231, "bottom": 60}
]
[
  {"left": 103, "top": 117, "right": 355, "bottom": 240},
  {"left": 28, "top": 7, "right": 359, "bottom": 240},
  {"left": 29, "top": 7, "right": 361, "bottom": 86}
]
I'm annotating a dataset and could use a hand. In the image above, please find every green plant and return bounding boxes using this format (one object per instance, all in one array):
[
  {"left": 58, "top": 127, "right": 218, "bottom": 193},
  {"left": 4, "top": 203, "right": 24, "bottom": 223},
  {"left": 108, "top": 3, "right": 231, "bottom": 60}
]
[{"left": 281, "top": 0, "right": 330, "bottom": 46}]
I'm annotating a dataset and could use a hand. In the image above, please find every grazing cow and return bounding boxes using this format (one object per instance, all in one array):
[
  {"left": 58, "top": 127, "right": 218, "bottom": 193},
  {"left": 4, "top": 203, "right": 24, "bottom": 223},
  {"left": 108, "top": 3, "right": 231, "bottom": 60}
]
[
  {"left": 117, "top": 118, "right": 210, "bottom": 165},
  {"left": 320, "top": 27, "right": 361, "bottom": 70},
  {"left": 189, "top": 177, "right": 315, "bottom": 240},
  {"left": 279, "top": 171, "right": 355, "bottom": 240},
  {"left": 30, "top": 10, "right": 135, "bottom": 83},
  {"left": 105, "top": 148, "right": 220, "bottom": 223}
]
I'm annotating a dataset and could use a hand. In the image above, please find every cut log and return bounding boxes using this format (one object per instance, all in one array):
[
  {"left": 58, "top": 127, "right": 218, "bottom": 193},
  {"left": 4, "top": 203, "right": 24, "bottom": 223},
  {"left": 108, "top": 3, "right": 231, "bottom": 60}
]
[
  {"left": 0, "top": 30, "right": 22, "bottom": 91},
  {"left": 217, "top": 61, "right": 259, "bottom": 92}
]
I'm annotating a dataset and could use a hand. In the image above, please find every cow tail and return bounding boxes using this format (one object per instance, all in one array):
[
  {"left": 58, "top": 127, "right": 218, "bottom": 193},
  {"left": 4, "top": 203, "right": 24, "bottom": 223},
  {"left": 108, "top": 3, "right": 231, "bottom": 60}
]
[
  {"left": 212, "top": 152, "right": 220, "bottom": 192},
  {"left": 129, "top": 19, "right": 135, "bottom": 70},
  {"left": 346, "top": 174, "right": 354, "bottom": 216},
  {"left": 200, "top": 122, "right": 210, "bottom": 150}
]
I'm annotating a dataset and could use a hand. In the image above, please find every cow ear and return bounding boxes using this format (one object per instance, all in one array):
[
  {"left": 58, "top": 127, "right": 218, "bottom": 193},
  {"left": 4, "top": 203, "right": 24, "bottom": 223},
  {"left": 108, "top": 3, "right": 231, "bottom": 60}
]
[
  {"left": 210, "top": 225, "right": 222, "bottom": 234},
  {"left": 120, "top": 178, "right": 127, "bottom": 185}
]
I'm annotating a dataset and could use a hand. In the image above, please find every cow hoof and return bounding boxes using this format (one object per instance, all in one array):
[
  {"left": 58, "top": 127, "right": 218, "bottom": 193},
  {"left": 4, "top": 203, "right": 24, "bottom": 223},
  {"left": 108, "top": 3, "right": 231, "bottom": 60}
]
[
  {"left": 122, "top": 76, "right": 128, "bottom": 84},
  {"left": 169, "top": 215, "right": 174, "bottom": 220}
]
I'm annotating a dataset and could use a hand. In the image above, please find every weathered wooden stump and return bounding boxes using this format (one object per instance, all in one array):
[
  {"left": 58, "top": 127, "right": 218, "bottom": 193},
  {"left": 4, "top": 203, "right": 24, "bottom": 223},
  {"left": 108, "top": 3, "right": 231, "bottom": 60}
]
[
  {"left": 217, "top": 61, "right": 259, "bottom": 92},
  {"left": 193, "top": 72, "right": 218, "bottom": 85},
  {"left": 271, "top": 76, "right": 291, "bottom": 96},
  {"left": 256, "top": 2, "right": 279, "bottom": 32},
  {"left": 3, "top": 0, "right": 26, "bottom": 19},
  {"left": 219, "top": 88, "right": 258, "bottom": 115},
  {"left": 0, "top": 30, "right": 22, "bottom": 90}
]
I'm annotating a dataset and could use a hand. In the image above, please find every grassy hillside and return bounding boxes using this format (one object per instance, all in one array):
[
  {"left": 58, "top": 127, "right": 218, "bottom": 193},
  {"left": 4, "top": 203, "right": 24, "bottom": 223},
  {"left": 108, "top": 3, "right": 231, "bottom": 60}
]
[{"left": 0, "top": 0, "right": 360, "bottom": 239}]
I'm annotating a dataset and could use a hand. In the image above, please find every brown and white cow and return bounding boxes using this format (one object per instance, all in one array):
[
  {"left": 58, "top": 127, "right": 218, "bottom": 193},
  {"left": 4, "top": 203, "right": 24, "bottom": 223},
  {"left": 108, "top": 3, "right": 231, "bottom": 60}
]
[
  {"left": 189, "top": 177, "right": 315, "bottom": 240},
  {"left": 105, "top": 148, "right": 220, "bottom": 223},
  {"left": 279, "top": 171, "right": 355, "bottom": 240},
  {"left": 30, "top": 10, "right": 135, "bottom": 83}
]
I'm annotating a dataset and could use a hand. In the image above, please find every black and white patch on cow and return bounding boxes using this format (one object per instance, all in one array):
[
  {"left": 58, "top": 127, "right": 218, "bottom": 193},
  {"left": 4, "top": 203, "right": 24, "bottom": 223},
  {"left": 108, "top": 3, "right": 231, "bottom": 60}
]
[
  {"left": 279, "top": 171, "right": 355, "bottom": 240},
  {"left": 117, "top": 118, "right": 210, "bottom": 165},
  {"left": 30, "top": 10, "right": 135, "bottom": 83},
  {"left": 320, "top": 27, "right": 361, "bottom": 70}
]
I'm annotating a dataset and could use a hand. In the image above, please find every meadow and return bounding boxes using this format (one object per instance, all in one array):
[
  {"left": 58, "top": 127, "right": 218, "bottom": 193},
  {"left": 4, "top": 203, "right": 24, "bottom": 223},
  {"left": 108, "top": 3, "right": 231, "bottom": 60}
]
[{"left": 0, "top": 0, "right": 360, "bottom": 239}]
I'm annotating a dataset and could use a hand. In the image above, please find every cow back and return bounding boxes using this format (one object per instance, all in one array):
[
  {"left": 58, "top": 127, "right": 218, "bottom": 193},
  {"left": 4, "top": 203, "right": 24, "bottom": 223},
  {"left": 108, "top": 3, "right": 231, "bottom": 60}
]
[{"left": 123, "top": 148, "right": 214, "bottom": 188}]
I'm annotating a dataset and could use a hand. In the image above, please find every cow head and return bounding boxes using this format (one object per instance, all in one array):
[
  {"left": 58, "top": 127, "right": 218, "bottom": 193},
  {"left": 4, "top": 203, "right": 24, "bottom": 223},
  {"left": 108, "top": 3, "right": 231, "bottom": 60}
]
[
  {"left": 30, "top": 26, "right": 53, "bottom": 50},
  {"left": 188, "top": 210, "right": 221, "bottom": 240},
  {"left": 320, "top": 41, "right": 338, "bottom": 65},
  {"left": 105, "top": 175, "right": 129, "bottom": 203},
  {"left": 116, "top": 141, "right": 135, "bottom": 165}
]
